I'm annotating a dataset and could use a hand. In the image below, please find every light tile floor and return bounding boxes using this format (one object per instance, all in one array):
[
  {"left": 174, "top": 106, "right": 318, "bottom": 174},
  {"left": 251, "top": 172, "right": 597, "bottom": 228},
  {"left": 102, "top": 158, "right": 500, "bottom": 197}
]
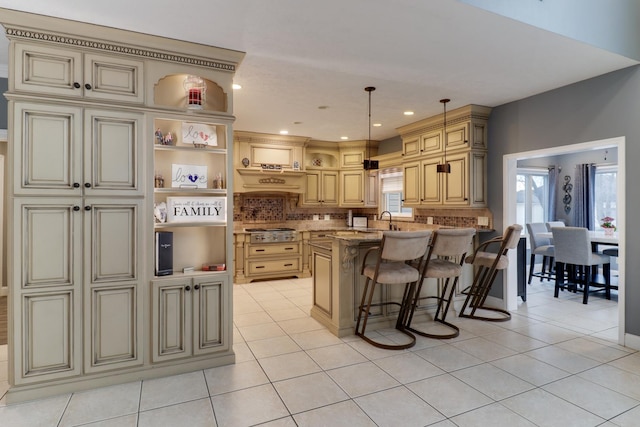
[{"left": 1, "top": 277, "right": 639, "bottom": 426}]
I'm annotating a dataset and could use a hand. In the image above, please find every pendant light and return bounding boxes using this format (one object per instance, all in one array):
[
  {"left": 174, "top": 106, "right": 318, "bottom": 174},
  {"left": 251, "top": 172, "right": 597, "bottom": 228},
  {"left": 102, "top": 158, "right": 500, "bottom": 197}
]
[
  {"left": 363, "top": 86, "right": 378, "bottom": 170},
  {"left": 436, "top": 98, "right": 451, "bottom": 173}
]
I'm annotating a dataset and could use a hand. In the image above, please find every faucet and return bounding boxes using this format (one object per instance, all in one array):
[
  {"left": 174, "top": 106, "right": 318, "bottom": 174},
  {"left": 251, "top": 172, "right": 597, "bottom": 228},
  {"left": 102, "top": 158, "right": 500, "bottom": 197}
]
[{"left": 379, "top": 211, "right": 393, "bottom": 230}]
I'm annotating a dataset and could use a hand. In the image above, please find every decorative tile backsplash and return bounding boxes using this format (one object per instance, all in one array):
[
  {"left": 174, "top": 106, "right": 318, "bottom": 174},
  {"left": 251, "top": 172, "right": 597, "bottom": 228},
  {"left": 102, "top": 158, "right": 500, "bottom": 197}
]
[{"left": 233, "top": 193, "right": 493, "bottom": 230}]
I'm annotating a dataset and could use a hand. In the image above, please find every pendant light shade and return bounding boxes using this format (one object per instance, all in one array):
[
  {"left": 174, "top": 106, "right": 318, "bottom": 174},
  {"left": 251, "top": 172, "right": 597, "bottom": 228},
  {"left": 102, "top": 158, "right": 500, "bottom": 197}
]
[
  {"left": 363, "top": 86, "right": 378, "bottom": 170},
  {"left": 437, "top": 98, "right": 451, "bottom": 173}
]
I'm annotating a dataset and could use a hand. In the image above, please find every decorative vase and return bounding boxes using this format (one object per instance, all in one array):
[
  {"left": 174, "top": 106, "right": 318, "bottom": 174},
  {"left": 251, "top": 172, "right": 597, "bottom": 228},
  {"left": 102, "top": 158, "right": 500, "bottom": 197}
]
[{"left": 604, "top": 227, "right": 614, "bottom": 236}]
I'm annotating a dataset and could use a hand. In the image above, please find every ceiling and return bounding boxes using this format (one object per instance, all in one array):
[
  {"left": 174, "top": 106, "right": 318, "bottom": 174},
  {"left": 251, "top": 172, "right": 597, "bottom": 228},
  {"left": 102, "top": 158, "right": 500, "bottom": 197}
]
[{"left": 0, "top": 0, "right": 637, "bottom": 143}]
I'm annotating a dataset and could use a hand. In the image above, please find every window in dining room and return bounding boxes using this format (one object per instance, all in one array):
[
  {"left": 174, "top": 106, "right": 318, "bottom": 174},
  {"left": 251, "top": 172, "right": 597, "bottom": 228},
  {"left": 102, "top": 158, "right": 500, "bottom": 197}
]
[
  {"left": 516, "top": 168, "right": 549, "bottom": 230},
  {"left": 594, "top": 165, "right": 617, "bottom": 230}
]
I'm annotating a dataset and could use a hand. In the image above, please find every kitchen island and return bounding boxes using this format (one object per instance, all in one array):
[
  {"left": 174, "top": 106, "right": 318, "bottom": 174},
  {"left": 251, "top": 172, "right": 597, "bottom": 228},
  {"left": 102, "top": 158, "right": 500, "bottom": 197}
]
[{"left": 310, "top": 230, "right": 474, "bottom": 337}]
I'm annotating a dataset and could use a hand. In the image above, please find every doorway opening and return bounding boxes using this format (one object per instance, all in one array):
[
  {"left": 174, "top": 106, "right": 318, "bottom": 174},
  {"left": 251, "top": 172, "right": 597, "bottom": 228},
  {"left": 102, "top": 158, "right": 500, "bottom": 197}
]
[{"left": 503, "top": 137, "right": 626, "bottom": 345}]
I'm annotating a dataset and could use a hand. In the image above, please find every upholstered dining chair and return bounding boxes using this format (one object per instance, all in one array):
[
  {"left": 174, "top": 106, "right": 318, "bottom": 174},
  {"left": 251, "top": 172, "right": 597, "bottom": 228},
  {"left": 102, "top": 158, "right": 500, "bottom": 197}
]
[
  {"left": 355, "top": 230, "right": 432, "bottom": 349},
  {"left": 551, "top": 226, "right": 611, "bottom": 304},
  {"left": 404, "top": 228, "right": 476, "bottom": 339},
  {"left": 459, "top": 224, "right": 523, "bottom": 321},
  {"left": 526, "top": 223, "right": 555, "bottom": 284}
]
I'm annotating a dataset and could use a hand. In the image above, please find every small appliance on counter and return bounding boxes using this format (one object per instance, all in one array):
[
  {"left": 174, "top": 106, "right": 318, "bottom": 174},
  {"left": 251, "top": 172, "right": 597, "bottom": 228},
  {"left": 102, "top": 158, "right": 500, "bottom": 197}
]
[{"left": 352, "top": 216, "right": 368, "bottom": 229}]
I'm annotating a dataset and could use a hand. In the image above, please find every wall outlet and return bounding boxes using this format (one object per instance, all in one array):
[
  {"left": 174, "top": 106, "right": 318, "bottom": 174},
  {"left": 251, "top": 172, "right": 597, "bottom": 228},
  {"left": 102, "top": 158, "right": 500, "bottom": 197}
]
[
  {"left": 427, "top": 217, "right": 433, "bottom": 225},
  {"left": 313, "top": 214, "right": 319, "bottom": 221},
  {"left": 478, "top": 216, "right": 489, "bottom": 226},
  {"left": 324, "top": 214, "right": 330, "bottom": 221}
]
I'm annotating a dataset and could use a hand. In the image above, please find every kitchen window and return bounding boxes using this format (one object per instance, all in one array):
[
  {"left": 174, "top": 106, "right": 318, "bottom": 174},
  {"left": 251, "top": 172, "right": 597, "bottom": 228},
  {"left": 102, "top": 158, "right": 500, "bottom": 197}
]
[{"left": 380, "top": 170, "right": 412, "bottom": 218}]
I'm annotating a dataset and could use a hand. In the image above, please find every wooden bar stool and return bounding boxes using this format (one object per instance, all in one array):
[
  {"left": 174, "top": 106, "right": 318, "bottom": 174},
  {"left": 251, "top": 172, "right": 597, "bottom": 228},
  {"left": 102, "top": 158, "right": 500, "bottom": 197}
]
[
  {"left": 405, "top": 228, "right": 476, "bottom": 339},
  {"left": 355, "top": 230, "right": 432, "bottom": 349}
]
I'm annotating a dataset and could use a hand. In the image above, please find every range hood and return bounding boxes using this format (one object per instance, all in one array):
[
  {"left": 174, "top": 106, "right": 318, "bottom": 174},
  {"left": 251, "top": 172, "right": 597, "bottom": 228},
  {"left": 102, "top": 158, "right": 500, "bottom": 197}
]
[{"left": 234, "top": 168, "right": 306, "bottom": 193}]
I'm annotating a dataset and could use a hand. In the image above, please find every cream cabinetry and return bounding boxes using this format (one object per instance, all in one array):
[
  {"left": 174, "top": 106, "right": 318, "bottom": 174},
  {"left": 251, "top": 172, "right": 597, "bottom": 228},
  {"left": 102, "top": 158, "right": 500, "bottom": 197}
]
[
  {"left": 13, "top": 42, "right": 144, "bottom": 103},
  {"left": 12, "top": 102, "right": 144, "bottom": 197},
  {"left": 403, "top": 152, "right": 486, "bottom": 206},
  {"left": 398, "top": 105, "right": 491, "bottom": 208},
  {"left": 3, "top": 9, "right": 243, "bottom": 402},
  {"left": 151, "top": 275, "right": 228, "bottom": 363},
  {"left": 365, "top": 170, "right": 379, "bottom": 207},
  {"left": 244, "top": 240, "right": 303, "bottom": 281},
  {"left": 339, "top": 170, "right": 365, "bottom": 206},
  {"left": 304, "top": 170, "right": 339, "bottom": 206}
]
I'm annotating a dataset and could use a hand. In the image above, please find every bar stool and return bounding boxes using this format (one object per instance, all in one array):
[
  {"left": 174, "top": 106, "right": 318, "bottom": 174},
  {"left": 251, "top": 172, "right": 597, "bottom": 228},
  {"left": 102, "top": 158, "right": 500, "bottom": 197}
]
[
  {"left": 355, "top": 230, "right": 432, "bottom": 349},
  {"left": 405, "top": 228, "right": 476, "bottom": 339},
  {"left": 459, "top": 224, "right": 523, "bottom": 322}
]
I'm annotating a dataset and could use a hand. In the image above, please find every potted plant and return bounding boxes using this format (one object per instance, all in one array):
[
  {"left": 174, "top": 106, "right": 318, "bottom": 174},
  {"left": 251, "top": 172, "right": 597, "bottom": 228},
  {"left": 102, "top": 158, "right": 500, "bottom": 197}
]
[{"left": 600, "top": 216, "right": 616, "bottom": 235}]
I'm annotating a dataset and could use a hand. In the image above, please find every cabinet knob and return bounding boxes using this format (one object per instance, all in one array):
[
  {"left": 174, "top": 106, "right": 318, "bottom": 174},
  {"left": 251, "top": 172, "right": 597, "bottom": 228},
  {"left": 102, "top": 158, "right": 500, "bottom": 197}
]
[
  {"left": 194, "top": 284, "right": 200, "bottom": 290},
  {"left": 185, "top": 286, "right": 191, "bottom": 291},
  {"left": 73, "top": 182, "right": 80, "bottom": 188},
  {"left": 85, "top": 83, "right": 92, "bottom": 90},
  {"left": 84, "top": 206, "right": 91, "bottom": 211},
  {"left": 73, "top": 82, "right": 81, "bottom": 89},
  {"left": 84, "top": 182, "right": 91, "bottom": 188},
  {"left": 73, "top": 206, "right": 80, "bottom": 211}
]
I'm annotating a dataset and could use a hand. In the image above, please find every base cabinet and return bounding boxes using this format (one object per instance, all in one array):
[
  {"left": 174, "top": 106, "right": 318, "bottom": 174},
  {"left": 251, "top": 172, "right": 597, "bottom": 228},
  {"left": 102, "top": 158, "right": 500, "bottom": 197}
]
[{"left": 152, "top": 275, "right": 228, "bottom": 363}]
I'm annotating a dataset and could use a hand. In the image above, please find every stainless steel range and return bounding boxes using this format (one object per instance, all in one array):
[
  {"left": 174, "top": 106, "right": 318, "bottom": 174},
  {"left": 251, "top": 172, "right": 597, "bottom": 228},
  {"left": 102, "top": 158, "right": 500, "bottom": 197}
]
[{"left": 246, "top": 228, "right": 297, "bottom": 243}]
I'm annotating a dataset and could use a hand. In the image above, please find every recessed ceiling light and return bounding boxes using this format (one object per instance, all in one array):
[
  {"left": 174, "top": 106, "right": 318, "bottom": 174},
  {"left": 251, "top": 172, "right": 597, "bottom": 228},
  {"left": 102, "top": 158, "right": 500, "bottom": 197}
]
[
  {"left": 340, "top": 136, "right": 349, "bottom": 140},
  {"left": 373, "top": 123, "right": 382, "bottom": 127},
  {"left": 404, "top": 111, "right": 414, "bottom": 116},
  {"left": 232, "top": 83, "right": 242, "bottom": 90},
  {"left": 279, "top": 130, "right": 289, "bottom": 135}
]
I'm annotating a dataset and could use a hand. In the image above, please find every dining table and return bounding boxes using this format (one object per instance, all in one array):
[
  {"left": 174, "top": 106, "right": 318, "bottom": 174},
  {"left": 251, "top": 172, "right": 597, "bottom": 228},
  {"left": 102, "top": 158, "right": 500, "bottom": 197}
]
[{"left": 537, "top": 230, "right": 619, "bottom": 247}]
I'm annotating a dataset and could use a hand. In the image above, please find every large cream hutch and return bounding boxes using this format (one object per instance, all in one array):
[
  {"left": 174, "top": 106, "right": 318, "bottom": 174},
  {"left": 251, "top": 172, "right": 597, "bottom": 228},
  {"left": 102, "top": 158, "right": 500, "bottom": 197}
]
[{"left": 2, "top": 9, "right": 244, "bottom": 402}]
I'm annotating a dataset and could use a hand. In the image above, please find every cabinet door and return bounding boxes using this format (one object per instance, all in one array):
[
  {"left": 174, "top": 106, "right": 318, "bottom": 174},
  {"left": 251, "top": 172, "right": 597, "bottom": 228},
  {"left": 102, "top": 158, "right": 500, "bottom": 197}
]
[
  {"left": 445, "top": 122, "right": 469, "bottom": 150},
  {"left": 83, "top": 53, "right": 144, "bottom": 103},
  {"left": 84, "top": 109, "right": 144, "bottom": 196},
  {"left": 443, "top": 153, "right": 469, "bottom": 205},
  {"left": 421, "top": 157, "right": 442, "bottom": 204},
  {"left": 365, "top": 171, "right": 378, "bottom": 207},
  {"left": 321, "top": 171, "right": 339, "bottom": 205},
  {"left": 421, "top": 130, "right": 443, "bottom": 154},
  {"left": 13, "top": 102, "right": 83, "bottom": 196},
  {"left": 192, "top": 276, "right": 227, "bottom": 356},
  {"left": 12, "top": 198, "right": 83, "bottom": 384},
  {"left": 312, "top": 249, "right": 332, "bottom": 315},
  {"left": 85, "top": 285, "right": 140, "bottom": 372},
  {"left": 470, "top": 151, "right": 487, "bottom": 206},
  {"left": 340, "top": 149, "right": 365, "bottom": 168},
  {"left": 303, "top": 171, "right": 321, "bottom": 205},
  {"left": 340, "top": 170, "right": 364, "bottom": 206},
  {"left": 402, "top": 136, "right": 420, "bottom": 158},
  {"left": 402, "top": 161, "right": 421, "bottom": 205},
  {"left": 13, "top": 43, "right": 83, "bottom": 97},
  {"left": 84, "top": 200, "right": 143, "bottom": 371},
  {"left": 152, "top": 278, "right": 192, "bottom": 363}
]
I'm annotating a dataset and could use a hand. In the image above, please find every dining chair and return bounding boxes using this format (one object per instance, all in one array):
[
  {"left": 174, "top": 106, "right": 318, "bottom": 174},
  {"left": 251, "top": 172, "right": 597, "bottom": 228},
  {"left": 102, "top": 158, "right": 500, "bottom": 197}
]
[
  {"left": 526, "top": 223, "right": 555, "bottom": 284},
  {"left": 551, "top": 226, "right": 611, "bottom": 304},
  {"left": 459, "top": 224, "right": 523, "bottom": 321},
  {"left": 355, "top": 230, "right": 432, "bottom": 349},
  {"left": 404, "top": 228, "right": 476, "bottom": 339}
]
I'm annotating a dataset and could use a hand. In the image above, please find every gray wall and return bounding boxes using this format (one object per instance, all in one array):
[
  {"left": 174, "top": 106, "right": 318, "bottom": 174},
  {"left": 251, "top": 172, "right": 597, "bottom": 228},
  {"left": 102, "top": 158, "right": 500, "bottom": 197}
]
[
  {"left": 488, "top": 64, "right": 640, "bottom": 336},
  {"left": 0, "top": 77, "right": 6, "bottom": 130}
]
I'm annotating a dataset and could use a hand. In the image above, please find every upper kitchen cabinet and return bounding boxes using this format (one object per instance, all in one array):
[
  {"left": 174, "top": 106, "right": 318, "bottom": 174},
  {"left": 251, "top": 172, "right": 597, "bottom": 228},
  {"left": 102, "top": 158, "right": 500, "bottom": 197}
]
[
  {"left": 398, "top": 104, "right": 491, "bottom": 208},
  {"left": 233, "top": 131, "right": 307, "bottom": 194},
  {"left": 13, "top": 42, "right": 144, "bottom": 104}
]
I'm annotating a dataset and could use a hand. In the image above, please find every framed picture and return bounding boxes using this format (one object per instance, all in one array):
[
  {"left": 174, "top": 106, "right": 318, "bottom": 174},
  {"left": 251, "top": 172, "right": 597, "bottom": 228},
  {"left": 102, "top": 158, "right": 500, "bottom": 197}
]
[
  {"left": 166, "top": 197, "right": 226, "bottom": 223},
  {"left": 172, "top": 164, "right": 208, "bottom": 188},
  {"left": 182, "top": 122, "right": 217, "bottom": 146}
]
